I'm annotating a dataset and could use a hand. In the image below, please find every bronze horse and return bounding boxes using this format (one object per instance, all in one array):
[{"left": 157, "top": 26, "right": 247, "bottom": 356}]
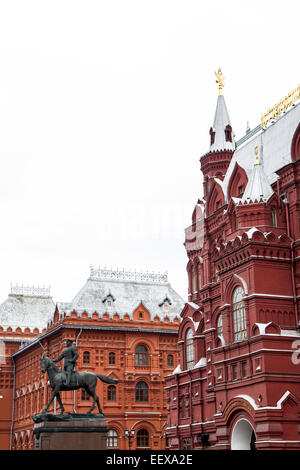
[{"left": 40, "top": 356, "right": 118, "bottom": 415}]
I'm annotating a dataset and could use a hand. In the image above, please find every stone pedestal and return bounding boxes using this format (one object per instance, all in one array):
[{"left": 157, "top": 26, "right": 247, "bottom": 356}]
[{"left": 33, "top": 413, "right": 108, "bottom": 450}]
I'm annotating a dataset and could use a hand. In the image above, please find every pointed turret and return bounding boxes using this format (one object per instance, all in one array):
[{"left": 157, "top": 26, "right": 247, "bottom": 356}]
[
  {"left": 200, "top": 69, "right": 235, "bottom": 199},
  {"left": 209, "top": 94, "right": 235, "bottom": 152},
  {"left": 241, "top": 146, "right": 274, "bottom": 204}
]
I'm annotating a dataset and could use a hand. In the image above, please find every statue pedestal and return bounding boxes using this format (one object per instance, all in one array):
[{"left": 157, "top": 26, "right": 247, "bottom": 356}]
[{"left": 33, "top": 413, "right": 108, "bottom": 450}]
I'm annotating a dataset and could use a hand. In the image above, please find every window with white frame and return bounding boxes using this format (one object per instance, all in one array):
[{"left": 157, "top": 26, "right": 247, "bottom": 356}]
[
  {"left": 233, "top": 286, "right": 247, "bottom": 342},
  {"left": 186, "top": 328, "right": 194, "bottom": 370},
  {"left": 107, "top": 429, "right": 118, "bottom": 448}
]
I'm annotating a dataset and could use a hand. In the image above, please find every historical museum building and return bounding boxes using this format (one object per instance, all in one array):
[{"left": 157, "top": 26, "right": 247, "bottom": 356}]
[
  {"left": 0, "top": 267, "right": 184, "bottom": 450},
  {"left": 165, "top": 76, "right": 300, "bottom": 450}
]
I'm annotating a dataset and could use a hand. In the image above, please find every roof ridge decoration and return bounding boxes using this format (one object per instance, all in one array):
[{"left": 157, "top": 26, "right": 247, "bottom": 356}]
[
  {"left": 10, "top": 283, "right": 51, "bottom": 298},
  {"left": 89, "top": 265, "right": 168, "bottom": 285},
  {"left": 261, "top": 83, "right": 300, "bottom": 129}
]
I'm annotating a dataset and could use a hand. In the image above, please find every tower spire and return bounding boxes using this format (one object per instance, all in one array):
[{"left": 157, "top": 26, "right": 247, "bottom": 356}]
[{"left": 209, "top": 69, "right": 235, "bottom": 152}]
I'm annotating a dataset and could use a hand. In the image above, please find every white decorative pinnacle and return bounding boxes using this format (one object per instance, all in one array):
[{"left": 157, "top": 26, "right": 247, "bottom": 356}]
[
  {"left": 89, "top": 265, "right": 168, "bottom": 284},
  {"left": 10, "top": 284, "right": 51, "bottom": 297}
]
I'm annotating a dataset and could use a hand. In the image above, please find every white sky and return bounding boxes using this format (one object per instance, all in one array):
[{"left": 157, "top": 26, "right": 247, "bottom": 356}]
[{"left": 0, "top": 0, "right": 299, "bottom": 303}]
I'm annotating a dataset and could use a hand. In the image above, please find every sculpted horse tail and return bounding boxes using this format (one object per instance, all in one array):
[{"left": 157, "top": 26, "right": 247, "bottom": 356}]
[{"left": 96, "top": 374, "right": 118, "bottom": 385}]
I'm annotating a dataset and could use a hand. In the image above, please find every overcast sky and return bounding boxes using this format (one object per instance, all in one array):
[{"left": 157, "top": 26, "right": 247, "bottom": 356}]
[{"left": 0, "top": 0, "right": 299, "bottom": 304}]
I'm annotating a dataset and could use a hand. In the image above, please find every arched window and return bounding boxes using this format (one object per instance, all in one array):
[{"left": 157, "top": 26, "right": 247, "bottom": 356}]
[
  {"left": 109, "top": 352, "right": 116, "bottom": 365},
  {"left": 135, "top": 345, "right": 148, "bottom": 366},
  {"left": 107, "top": 429, "right": 118, "bottom": 448},
  {"left": 135, "top": 381, "right": 148, "bottom": 402},
  {"left": 107, "top": 385, "right": 116, "bottom": 401},
  {"left": 83, "top": 351, "right": 90, "bottom": 364},
  {"left": 233, "top": 286, "right": 247, "bottom": 342},
  {"left": 167, "top": 354, "right": 174, "bottom": 367},
  {"left": 137, "top": 429, "right": 149, "bottom": 448},
  {"left": 217, "top": 314, "right": 223, "bottom": 336},
  {"left": 186, "top": 328, "right": 194, "bottom": 370}
]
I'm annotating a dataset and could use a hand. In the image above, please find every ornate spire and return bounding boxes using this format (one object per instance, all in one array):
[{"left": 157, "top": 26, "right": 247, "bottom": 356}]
[{"left": 209, "top": 69, "right": 235, "bottom": 152}]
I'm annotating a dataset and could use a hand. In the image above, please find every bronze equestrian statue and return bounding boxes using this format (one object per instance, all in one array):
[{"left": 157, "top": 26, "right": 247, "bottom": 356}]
[
  {"left": 39, "top": 345, "right": 118, "bottom": 415},
  {"left": 53, "top": 339, "right": 79, "bottom": 387}
]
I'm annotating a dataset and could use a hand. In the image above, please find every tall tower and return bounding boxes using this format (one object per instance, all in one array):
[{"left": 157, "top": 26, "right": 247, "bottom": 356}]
[{"left": 200, "top": 69, "right": 235, "bottom": 200}]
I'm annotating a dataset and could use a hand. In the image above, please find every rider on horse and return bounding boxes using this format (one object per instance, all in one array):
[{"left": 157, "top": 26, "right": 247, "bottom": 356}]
[{"left": 53, "top": 339, "right": 79, "bottom": 387}]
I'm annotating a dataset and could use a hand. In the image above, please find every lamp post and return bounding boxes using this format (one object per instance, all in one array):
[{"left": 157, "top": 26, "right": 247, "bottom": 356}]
[
  {"left": 0, "top": 390, "right": 3, "bottom": 399},
  {"left": 125, "top": 428, "right": 135, "bottom": 449}
]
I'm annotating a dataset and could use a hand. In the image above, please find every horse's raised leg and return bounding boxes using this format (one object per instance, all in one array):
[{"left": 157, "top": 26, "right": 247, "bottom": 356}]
[
  {"left": 41, "top": 386, "right": 60, "bottom": 414},
  {"left": 56, "top": 392, "right": 65, "bottom": 414}
]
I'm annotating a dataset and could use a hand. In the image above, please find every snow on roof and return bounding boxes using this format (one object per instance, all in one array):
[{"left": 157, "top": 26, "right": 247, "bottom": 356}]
[
  {"left": 57, "top": 267, "right": 185, "bottom": 321},
  {"left": 220, "top": 102, "right": 300, "bottom": 203},
  {"left": 241, "top": 159, "right": 274, "bottom": 204},
  {"left": 0, "top": 285, "right": 55, "bottom": 331}
]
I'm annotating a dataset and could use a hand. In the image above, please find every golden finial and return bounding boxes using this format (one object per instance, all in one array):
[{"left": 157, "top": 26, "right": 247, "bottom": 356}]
[
  {"left": 254, "top": 146, "right": 260, "bottom": 165},
  {"left": 214, "top": 68, "right": 224, "bottom": 96}
]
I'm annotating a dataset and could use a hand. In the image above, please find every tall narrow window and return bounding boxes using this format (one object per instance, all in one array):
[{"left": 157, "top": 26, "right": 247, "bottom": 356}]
[
  {"left": 83, "top": 351, "right": 90, "bottom": 364},
  {"left": 109, "top": 352, "right": 116, "bottom": 365},
  {"left": 233, "top": 286, "right": 247, "bottom": 342},
  {"left": 137, "top": 429, "right": 149, "bottom": 448},
  {"left": 167, "top": 355, "right": 174, "bottom": 367},
  {"left": 107, "top": 385, "right": 116, "bottom": 402},
  {"left": 198, "top": 264, "right": 201, "bottom": 291},
  {"left": 271, "top": 207, "right": 277, "bottom": 227},
  {"left": 186, "top": 328, "right": 194, "bottom": 370},
  {"left": 191, "top": 266, "right": 195, "bottom": 293},
  {"left": 217, "top": 315, "right": 223, "bottom": 336},
  {"left": 107, "top": 429, "right": 118, "bottom": 448},
  {"left": 135, "top": 381, "right": 148, "bottom": 402},
  {"left": 135, "top": 345, "right": 148, "bottom": 366}
]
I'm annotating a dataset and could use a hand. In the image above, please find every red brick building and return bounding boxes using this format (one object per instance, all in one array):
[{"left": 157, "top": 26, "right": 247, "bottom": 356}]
[
  {"left": 165, "top": 80, "right": 300, "bottom": 450},
  {"left": 0, "top": 267, "right": 183, "bottom": 450}
]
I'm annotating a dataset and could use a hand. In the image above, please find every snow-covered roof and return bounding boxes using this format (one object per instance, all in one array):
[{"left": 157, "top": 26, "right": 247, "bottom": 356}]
[
  {"left": 0, "top": 285, "right": 55, "bottom": 331},
  {"left": 218, "top": 101, "right": 300, "bottom": 203},
  {"left": 241, "top": 159, "right": 274, "bottom": 204},
  {"left": 57, "top": 267, "right": 185, "bottom": 321}
]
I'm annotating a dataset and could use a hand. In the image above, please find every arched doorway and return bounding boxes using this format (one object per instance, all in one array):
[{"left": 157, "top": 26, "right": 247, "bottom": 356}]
[{"left": 231, "top": 418, "right": 256, "bottom": 450}]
